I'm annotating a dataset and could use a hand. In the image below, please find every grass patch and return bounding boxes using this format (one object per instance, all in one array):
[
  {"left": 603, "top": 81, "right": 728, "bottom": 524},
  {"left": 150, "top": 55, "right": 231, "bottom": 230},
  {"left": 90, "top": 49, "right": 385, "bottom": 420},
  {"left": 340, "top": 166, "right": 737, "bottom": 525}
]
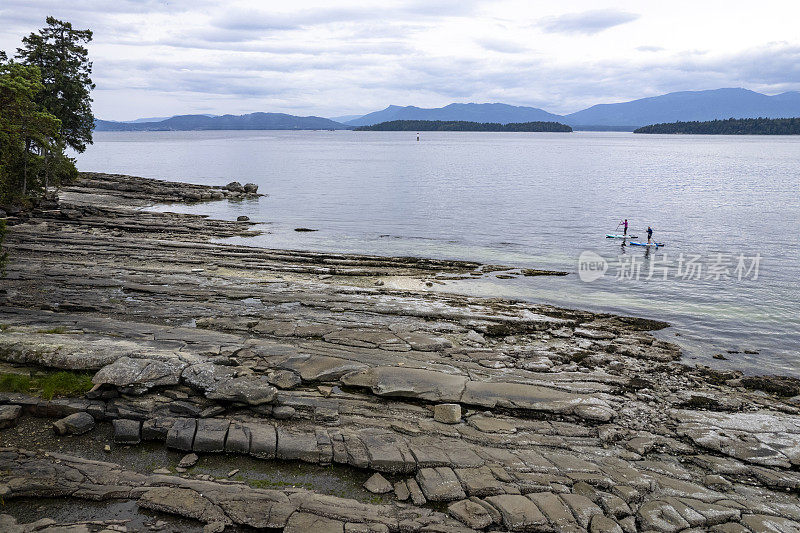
[
  {"left": 37, "top": 326, "right": 68, "bottom": 334},
  {"left": 0, "top": 371, "right": 94, "bottom": 400}
]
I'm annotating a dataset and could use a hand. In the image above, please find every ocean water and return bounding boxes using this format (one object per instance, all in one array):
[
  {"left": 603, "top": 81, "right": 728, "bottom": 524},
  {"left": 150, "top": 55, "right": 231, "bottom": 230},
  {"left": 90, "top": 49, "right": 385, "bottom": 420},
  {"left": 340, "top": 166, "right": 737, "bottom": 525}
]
[{"left": 76, "top": 130, "right": 800, "bottom": 376}]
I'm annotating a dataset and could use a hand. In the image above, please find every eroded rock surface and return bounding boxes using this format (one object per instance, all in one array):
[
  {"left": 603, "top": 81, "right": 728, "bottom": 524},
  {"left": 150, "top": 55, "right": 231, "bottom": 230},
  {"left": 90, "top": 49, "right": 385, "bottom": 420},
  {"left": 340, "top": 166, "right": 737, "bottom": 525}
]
[{"left": 0, "top": 173, "right": 798, "bottom": 532}]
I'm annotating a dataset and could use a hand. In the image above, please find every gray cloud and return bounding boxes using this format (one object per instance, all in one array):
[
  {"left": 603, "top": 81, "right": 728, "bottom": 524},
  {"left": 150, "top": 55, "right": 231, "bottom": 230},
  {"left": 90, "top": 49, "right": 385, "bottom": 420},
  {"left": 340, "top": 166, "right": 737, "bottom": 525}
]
[
  {"left": 539, "top": 9, "right": 640, "bottom": 35},
  {"left": 637, "top": 45, "right": 664, "bottom": 52}
]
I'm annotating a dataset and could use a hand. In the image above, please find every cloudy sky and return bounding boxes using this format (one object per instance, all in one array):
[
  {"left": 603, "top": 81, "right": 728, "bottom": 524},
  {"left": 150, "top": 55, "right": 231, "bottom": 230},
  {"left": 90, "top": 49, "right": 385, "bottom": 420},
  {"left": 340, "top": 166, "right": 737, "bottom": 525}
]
[{"left": 2, "top": 0, "right": 799, "bottom": 120}]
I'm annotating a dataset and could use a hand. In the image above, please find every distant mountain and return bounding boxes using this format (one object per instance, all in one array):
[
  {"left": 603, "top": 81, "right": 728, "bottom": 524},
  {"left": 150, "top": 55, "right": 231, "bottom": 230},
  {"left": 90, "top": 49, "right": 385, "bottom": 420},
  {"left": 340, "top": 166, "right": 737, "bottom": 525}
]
[
  {"left": 346, "top": 103, "right": 562, "bottom": 127},
  {"left": 354, "top": 120, "right": 572, "bottom": 132},
  {"left": 94, "top": 112, "right": 351, "bottom": 131},
  {"left": 563, "top": 88, "right": 800, "bottom": 128},
  {"left": 329, "top": 114, "right": 363, "bottom": 123},
  {"left": 96, "top": 89, "right": 800, "bottom": 132}
]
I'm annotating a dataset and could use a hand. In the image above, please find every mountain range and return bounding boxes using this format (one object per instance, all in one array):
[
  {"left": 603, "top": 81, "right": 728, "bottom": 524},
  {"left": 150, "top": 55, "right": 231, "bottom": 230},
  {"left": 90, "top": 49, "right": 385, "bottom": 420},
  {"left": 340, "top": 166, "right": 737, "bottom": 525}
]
[
  {"left": 94, "top": 112, "right": 349, "bottom": 131},
  {"left": 96, "top": 88, "right": 800, "bottom": 131}
]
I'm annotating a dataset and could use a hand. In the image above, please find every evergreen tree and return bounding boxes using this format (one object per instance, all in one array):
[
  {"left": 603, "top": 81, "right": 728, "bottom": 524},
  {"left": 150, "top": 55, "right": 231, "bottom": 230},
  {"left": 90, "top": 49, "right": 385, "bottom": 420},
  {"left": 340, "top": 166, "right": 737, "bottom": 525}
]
[
  {"left": 0, "top": 61, "right": 62, "bottom": 201},
  {"left": 16, "top": 17, "right": 95, "bottom": 153}
]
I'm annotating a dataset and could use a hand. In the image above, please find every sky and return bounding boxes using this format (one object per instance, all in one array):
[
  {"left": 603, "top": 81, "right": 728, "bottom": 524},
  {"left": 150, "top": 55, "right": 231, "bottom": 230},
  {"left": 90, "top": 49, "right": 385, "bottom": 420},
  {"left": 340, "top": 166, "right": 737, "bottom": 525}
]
[{"left": 2, "top": 0, "right": 799, "bottom": 121}]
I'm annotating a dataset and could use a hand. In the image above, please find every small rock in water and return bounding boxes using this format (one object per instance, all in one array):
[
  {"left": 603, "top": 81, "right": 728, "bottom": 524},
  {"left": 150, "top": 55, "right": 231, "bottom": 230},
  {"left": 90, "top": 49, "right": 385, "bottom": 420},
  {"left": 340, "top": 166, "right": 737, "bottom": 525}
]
[
  {"left": 294, "top": 227, "right": 318, "bottom": 232},
  {"left": 236, "top": 215, "right": 250, "bottom": 222},
  {"left": 713, "top": 353, "right": 728, "bottom": 360},
  {"left": 363, "top": 472, "right": 393, "bottom": 494},
  {"left": 433, "top": 403, "right": 462, "bottom": 424},
  {"left": 178, "top": 453, "right": 199, "bottom": 468}
]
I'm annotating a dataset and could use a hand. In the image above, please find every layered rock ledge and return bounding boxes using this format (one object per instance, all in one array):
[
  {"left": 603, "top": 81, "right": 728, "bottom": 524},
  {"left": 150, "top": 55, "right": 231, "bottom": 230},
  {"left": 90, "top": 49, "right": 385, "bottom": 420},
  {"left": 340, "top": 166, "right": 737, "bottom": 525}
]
[{"left": 0, "top": 173, "right": 798, "bottom": 532}]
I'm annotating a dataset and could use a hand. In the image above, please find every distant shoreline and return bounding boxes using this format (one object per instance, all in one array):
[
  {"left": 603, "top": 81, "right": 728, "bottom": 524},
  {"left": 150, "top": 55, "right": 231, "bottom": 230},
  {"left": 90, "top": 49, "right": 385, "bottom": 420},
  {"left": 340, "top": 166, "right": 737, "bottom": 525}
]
[
  {"left": 356, "top": 120, "right": 573, "bottom": 132},
  {"left": 635, "top": 117, "right": 800, "bottom": 135}
]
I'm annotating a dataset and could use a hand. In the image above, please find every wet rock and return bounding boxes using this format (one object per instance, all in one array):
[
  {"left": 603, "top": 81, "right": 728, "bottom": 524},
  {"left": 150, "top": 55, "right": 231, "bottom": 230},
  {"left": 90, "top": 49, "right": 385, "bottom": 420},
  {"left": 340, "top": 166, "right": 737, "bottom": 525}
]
[
  {"left": 52, "top": 412, "right": 95, "bottom": 435},
  {"left": 236, "top": 215, "right": 250, "bottom": 222},
  {"left": 0, "top": 405, "right": 22, "bottom": 429},
  {"left": 112, "top": 418, "right": 142, "bottom": 444},
  {"left": 225, "top": 181, "right": 244, "bottom": 192},
  {"left": 740, "top": 375, "right": 800, "bottom": 397},
  {"left": 193, "top": 419, "right": 230, "bottom": 452},
  {"left": 433, "top": 403, "right": 462, "bottom": 424},
  {"left": 166, "top": 418, "right": 197, "bottom": 451},
  {"left": 363, "top": 473, "right": 393, "bottom": 494},
  {"left": 243, "top": 183, "right": 258, "bottom": 193}
]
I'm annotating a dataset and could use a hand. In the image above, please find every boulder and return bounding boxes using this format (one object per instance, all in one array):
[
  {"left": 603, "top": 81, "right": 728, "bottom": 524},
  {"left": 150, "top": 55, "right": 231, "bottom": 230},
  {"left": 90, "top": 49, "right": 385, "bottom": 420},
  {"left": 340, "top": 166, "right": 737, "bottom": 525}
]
[
  {"left": 225, "top": 181, "right": 244, "bottom": 192},
  {"left": 236, "top": 215, "right": 250, "bottom": 222},
  {"left": 0, "top": 405, "right": 22, "bottom": 429},
  {"left": 243, "top": 183, "right": 258, "bottom": 193},
  {"left": 52, "top": 412, "right": 95, "bottom": 436}
]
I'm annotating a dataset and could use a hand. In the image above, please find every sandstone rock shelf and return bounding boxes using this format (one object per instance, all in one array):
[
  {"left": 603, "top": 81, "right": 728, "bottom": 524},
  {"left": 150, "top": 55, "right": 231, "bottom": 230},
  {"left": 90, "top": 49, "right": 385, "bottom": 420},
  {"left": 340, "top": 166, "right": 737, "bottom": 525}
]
[{"left": 0, "top": 172, "right": 798, "bottom": 532}]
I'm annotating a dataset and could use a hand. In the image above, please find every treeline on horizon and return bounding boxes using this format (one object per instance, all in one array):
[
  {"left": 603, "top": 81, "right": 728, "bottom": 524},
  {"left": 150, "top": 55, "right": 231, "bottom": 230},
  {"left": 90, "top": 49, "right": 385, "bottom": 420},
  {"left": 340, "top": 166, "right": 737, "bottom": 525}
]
[
  {"left": 634, "top": 117, "right": 800, "bottom": 135},
  {"left": 354, "top": 120, "right": 573, "bottom": 132}
]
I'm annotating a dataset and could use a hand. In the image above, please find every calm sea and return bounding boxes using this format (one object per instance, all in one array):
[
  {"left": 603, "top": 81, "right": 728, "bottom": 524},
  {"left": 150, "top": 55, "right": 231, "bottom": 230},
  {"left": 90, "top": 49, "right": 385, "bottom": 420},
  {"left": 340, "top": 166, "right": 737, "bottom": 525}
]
[{"left": 76, "top": 131, "right": 800, "bottom": 376}]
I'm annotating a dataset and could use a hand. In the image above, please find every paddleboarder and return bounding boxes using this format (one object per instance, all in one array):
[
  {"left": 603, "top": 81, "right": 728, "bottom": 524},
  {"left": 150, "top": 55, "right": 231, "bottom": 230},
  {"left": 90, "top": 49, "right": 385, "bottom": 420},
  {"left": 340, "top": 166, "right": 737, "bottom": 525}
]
[
  {"left": 647, "top": 226, "right": 653, "bottom": 243},
  {"left": 622, "top": 219, "right": 629, "bottom": 236}
]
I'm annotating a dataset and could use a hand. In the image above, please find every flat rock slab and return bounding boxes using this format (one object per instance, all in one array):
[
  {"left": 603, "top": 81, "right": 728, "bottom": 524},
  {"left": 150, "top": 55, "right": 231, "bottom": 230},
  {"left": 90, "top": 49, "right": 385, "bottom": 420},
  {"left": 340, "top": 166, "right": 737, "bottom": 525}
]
[
  {"left": 93, "top": 356, "right": 185, "bottom": 393},
  {"left": 675, "top": 409, "right": 800, "bottom": 468},
  {"left": 341, "top": 367, "right": 467, "bottom": 402},
  {"left": 280, "top": 355, "right": 367, "bottom": 382},
  {"left": 416, "top": 467, "right": 467, "bottom": 502}
]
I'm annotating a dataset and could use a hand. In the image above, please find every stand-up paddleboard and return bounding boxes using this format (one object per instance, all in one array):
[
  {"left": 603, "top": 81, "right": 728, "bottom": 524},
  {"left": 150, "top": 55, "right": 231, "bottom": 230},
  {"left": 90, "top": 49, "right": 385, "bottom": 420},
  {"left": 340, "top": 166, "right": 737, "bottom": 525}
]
[
  {"left": 606, "top": 234, "right": 638, "bottom": 239},
  {"left": 629, "top": 241, "right": 664, "bottom": 247}
]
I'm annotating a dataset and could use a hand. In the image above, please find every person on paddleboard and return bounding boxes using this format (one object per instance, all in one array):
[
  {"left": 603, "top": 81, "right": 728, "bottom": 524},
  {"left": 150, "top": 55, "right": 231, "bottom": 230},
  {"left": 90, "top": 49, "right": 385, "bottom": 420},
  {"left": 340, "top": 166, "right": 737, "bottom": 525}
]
[
  {"left": 647, "top": 226, "right": 653, "bottom": 243},
  {"left": 623, "top": 219, "right": 629, "bottom": 236}
]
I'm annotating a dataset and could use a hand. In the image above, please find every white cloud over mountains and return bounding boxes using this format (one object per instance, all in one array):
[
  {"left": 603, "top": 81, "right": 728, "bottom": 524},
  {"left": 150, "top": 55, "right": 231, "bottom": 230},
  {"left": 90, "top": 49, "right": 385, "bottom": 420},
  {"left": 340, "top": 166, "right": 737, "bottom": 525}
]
[{"left": 1, "top": 0, "right": 798, "bottom": 120}]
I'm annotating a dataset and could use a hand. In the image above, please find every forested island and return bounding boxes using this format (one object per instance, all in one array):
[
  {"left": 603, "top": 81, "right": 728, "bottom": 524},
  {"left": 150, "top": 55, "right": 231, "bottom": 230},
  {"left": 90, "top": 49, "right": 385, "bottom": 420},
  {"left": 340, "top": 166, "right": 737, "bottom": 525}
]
[
  {"left": 634, "top": 117, "right": 800, "bottom": 135},
  {"left": 354, "top": 120, "right": 573, "bottom": 132}
]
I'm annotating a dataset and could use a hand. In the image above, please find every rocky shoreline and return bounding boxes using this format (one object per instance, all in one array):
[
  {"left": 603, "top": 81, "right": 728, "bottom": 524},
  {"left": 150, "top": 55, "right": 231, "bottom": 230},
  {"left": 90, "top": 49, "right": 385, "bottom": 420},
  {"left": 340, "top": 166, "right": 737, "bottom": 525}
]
[{"left": 0, "top": 173, "right": 799, "bottom": 532}]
